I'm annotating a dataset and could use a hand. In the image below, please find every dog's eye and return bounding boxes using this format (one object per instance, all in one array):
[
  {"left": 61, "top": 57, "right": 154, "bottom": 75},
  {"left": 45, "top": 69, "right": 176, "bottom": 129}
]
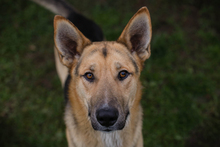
[
  {"left": 118, "top": 70, "right": 130, "bottom": 81},
  {"left": 84, "top": 72, "right": 95, "bottom": 82}
]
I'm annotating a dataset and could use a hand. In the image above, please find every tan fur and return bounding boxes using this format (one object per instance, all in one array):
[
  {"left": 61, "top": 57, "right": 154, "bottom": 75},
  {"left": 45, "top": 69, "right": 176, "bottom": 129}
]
[
  {"left": 54, "top": 6, "right": 152, "bottom": 147},
  {"left": 54, "top": 47, "right": 68, "bottom": 87}
]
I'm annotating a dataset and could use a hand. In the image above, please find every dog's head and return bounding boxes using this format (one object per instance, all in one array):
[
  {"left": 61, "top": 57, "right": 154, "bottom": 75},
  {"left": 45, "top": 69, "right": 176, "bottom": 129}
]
[{"left": 54, "top": 7, "right": 152, "bottom": 132}]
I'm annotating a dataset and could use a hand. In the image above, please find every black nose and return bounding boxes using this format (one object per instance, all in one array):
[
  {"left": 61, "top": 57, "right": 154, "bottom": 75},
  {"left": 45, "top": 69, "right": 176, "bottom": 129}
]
[{"left": 96, "top": 107, "right": 119, "bottom": 127}]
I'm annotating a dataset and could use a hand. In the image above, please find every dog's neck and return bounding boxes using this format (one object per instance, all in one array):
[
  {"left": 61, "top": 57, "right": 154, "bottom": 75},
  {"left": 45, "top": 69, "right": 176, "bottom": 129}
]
[{"left": 100, "top": 131, "right": 122, "bottom": 147}]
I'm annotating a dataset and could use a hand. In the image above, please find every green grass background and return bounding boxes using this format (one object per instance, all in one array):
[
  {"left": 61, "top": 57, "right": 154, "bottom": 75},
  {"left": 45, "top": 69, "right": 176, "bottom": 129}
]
[{"left": 0, "top": 0, "right": 220, "bottom": 146}]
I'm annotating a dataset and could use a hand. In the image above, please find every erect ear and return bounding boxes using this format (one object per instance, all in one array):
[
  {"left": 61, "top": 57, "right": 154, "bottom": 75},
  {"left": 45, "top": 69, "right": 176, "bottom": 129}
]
[
  {"left": 54, "top": 15, "right": 91, "bottom": 67},
  {"left": 117, "top": 7, "right": 152, "bottom": 62}
]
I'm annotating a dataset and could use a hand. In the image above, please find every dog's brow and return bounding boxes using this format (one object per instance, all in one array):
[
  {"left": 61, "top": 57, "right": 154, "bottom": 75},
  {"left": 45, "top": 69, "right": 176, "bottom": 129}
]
[
  {"left": 89, "top": 49, "right": 98, "bottom": 56},
  {"left": 129, "top": 55, "right": 139, "bottom": 73},
  {"left": 113, "top": 48, "right": 138, "bottom": 73},
  {"left": 115, "top": 62, "right": 121, "bottom": 69},
  {"left": 75, "top": 60, "right": 82, "bottom": 76},
  {"left": 113, "top": 46, "right": 139, "bottom": 73},
  {"left": 90, "top": 64, "right": 95, "bottom": 71},
  {"left": 113, "top": 49, "right": 122, "bottom": 54}
]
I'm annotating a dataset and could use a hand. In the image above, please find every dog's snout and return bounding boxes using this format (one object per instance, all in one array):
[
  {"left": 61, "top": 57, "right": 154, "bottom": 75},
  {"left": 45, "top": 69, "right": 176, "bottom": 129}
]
[{"left": 96, "top": 107, "right": 119, "bottom": 127}]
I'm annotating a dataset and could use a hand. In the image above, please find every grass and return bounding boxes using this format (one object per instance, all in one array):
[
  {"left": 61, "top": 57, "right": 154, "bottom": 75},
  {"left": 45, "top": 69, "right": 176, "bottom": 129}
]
[{"left": 0, "top": 0, "right": 219, "bottom": 146}]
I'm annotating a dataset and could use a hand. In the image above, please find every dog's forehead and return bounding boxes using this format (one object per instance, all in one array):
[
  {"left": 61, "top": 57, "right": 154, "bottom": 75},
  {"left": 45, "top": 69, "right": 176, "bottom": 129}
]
[
  {"left": 80, "top": 42, "right": 129, "bottom": 64},
  {"left": 84, "top": 41, "right": 128, "bottom": 57},
  {"left": 75, "top": 41, "right": 139, "bottom": 74}
]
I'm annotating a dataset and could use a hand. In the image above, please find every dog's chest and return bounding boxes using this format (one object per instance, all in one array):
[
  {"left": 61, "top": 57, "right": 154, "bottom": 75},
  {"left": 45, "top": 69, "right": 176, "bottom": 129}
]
[{"left": 100, "top": 131, "right": 122, "bottom": 147}]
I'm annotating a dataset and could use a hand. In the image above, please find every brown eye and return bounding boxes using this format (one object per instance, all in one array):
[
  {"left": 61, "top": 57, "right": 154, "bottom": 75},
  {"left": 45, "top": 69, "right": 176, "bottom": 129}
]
[
  {"left": 87, "top": 73, "right": 93, "bottom": 79},
  {"left": 84, "top": 72, "right": 95, "bottom": 82},
  {"left": 118, "top": 70, "right": 130, "bottom": 81},
  {"left": 120, "top": 71, "right": 126, "bottom": 78}
]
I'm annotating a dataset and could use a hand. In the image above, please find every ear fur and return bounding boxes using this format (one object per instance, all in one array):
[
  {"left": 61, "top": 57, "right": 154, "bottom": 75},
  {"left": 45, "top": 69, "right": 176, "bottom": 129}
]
[
  {"left": 117, "top": 7, "right": 152, "bottom": 62},
  {"left": 54, "top": 15, "right": 91, "bottom": 67}
]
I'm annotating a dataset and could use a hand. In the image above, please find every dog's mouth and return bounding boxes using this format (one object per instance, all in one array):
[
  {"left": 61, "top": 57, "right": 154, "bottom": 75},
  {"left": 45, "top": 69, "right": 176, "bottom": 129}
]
[
  {"left": 90, "top": 107, "right": 130, "bottom": 132},
  {"left": 103, "top": 128, "right": 113, "bottom": 132}
]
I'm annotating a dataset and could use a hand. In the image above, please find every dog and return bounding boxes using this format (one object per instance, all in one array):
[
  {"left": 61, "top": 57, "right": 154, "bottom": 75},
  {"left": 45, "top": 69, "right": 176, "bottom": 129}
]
[{"left": 32, "top": 0, "right": 152, "bottom": 146}]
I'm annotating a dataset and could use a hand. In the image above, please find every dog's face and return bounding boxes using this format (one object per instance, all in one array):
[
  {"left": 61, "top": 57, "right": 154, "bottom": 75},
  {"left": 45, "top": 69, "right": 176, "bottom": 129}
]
[
  {"left": 73, "top": 42, "right": 141, "bottom": 131},
  {"left": 54, "top": 7, "right": 152, "bottom": 132}
]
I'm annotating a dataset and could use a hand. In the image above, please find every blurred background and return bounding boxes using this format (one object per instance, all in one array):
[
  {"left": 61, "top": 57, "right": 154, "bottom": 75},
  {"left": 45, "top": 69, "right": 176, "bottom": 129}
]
[{"left": 0, "top": 0, "right": 219, "bottom": 146}]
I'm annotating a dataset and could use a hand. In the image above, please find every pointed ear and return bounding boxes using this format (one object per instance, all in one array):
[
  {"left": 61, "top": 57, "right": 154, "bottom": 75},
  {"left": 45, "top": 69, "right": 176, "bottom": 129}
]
[
  {"left": 117, "top": 7, "right": 152, "bottom": 62},
  {"left": 54, "top": 15, "right": 91, "bottom": 67}
]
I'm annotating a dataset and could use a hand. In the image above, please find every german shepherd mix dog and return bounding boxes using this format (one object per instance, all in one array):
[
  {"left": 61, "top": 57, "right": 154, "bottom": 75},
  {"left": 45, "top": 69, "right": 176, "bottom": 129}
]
[{"left": 32, "top": 0, "right": 152, "bottom": 146}]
